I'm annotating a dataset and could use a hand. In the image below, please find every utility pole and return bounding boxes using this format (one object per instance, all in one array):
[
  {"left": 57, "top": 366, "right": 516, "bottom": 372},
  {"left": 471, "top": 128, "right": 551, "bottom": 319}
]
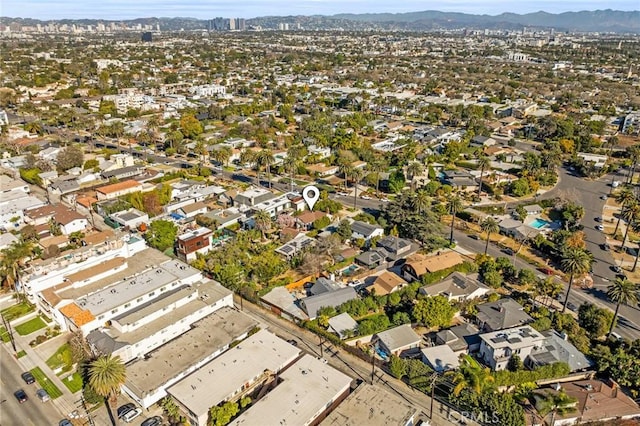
[
  {"left": 370, "top": 339, "right": 377, "bottom": 385},
  {"left": 429, "top": 373, "right": 438, "bottom": 419},
  {"left": 319, "top": 335, "right": 324, "bottom": 358},
  {"left": 78, "top": 395, "right": 95, "bottom": 426},
  {"left": 1, "top": 313, "right": 17, "bottom": 353}
]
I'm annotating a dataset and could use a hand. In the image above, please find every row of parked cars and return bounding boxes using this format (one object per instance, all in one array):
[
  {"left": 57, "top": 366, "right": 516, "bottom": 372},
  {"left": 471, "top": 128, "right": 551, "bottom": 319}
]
[
  {"left": 14, "top": 372, "right": 50, "bottom": 404},
  {"left": 117, "top": 403, "right": 163, "bottom": 425}
]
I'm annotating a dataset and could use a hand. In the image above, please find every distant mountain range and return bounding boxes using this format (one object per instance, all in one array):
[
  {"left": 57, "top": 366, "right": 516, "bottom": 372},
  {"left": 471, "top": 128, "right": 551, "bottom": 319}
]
[{"left": 2, "top": 9, "right": 639, "bottom": 33}]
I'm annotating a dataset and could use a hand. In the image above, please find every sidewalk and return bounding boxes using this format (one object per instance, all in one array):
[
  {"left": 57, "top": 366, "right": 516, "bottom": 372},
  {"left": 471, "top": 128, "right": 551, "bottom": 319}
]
[{"left": 6, "top": 322, "right": 90, "bottom": 423}]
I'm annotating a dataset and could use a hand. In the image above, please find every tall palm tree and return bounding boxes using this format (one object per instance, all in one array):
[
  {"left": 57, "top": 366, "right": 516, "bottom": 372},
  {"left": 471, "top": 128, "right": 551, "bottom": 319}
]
[
  {"left": 406, "top": 161, "right": 424, "bottom": 181},
  {"left": 446, "top": 196, "right": 463, "bottom": 245},
  {"left": 536, "top": 390, "right": 577, "bottom": 426},
  {"left": 256, "top": 149, "right": 274, "bottom": 189},
  {"left": 614, "top": 187, "right": 636, "bottom": 236},
  {"left": 218, "top": 145, "right": 233, "bottom": 167},
  {"left": 338, "top": 160, "right": 351, "bottom": 191},
  {"left": 89, "top": 355, "right": 126, "bottom": 426},
  {"left": 480, "top": 217, "right": 499, "bottom": 255},
  {"left": 449, "top": 355, "right": 495, "bottom": 397},
  {"left": 560, "top": 247, "right": 593, "bottom": 313},
  {"left": 367, "top": 159, "right": 386, "bottom": 197},
  {"left": 283, "top": 156, "right": 298, "bottom": 192},
  {"left": 412, "top": 190, "right": 431, "bottom": 214},
  {"left": 625, "top": 146, "right": 640, "bottom": 184},
  {"left": 606, "top": 277, "right": 639, "bottom": 338},
  {"left": 351, "top": 167, "right": 365, "bottom": 209},
  {"left": 476, "top": 155, "right": 491, "bottom": 197},
  {"left": 0, "top": 239, "right": 35, "bottom": 294},
  {"left": 619, "top": 202, "right": 640, "bottom": 254},
  {"left": 253, "top": 210, "right": 272, "bottom": 241}
]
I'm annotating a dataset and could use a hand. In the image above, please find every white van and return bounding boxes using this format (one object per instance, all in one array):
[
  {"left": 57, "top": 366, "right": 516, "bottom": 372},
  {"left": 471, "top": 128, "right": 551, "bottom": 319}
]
[{"left": 122, "top": 408, "right": 142, "bottom": 423}]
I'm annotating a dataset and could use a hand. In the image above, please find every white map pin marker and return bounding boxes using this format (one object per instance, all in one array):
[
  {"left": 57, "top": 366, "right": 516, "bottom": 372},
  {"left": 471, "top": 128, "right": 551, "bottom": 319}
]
[{"left": 302, "top": 185, "right": 320, "bottom": 210}]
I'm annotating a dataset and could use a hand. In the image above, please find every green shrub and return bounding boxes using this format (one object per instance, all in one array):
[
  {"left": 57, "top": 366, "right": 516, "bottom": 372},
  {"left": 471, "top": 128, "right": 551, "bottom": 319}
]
[{"left": 492, "top": 362, "right": 570, "bottom": 387}]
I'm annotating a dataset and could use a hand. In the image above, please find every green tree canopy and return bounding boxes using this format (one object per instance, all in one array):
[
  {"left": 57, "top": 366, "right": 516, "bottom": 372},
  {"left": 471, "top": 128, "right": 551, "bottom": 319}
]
[
  {"left": 144, "top": 220, "right": 178, "bottom": 251},
  {"left": 412, "top": 295, "right": 455, "bottom": 328}
]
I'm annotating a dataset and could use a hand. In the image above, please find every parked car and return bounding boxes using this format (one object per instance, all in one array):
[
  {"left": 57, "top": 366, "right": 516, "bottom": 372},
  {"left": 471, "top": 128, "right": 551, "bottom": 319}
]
[
  {"left": 360, "top": 195, "right": 372, "bottom": 200},
  {"left": 600, "top": 194, "right": 608, "bottom": 200},
  {"left": 21, "top": 372, "right": 35, "bottom": 385},
  {"left": 14, "top": 389, "right": 28, "bottom": 403},
  {"left": 141, "top": 416, "right": 163, "bottom": 426},
  {"left": 602, "top": 243, "right": 611, "bottom": 251},
  {"left": 286, "top": 339, "right": 298, "bottom": 347},
  {"left": 336, "top": 191, "right": 348, "bottom": 196},
  {"left": 596, "top": 225, "right": 605, "bottom": 231},
  {"left": 595, "top": 216, "right": 602, "bottom": 222},
  {"left": 118, "top": 403, "right": 136, "bottom": 419},
  {"left": 123, "top": 408, "right": 142, "bottom": 423},
  {"left": 612, "top": 265, "right": 623, "bottom": 274},
  {"left": 567, "top": 302, "right": 578, "bottom": 311},
  {"left": 59, "top": 420, "right": 73, "bottom": 426},
  {"left": 36, "top": 389, "right": 50, "bottom": 402}
]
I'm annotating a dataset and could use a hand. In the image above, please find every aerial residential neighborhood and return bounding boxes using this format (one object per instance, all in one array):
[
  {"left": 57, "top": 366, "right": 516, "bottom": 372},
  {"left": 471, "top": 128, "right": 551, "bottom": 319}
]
[{"left": 1, "top": 4, "right": 640, "bottom": 426}]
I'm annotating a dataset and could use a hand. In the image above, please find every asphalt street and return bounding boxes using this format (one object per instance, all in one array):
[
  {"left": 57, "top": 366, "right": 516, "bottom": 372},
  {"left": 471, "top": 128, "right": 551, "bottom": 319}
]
[{"left": 0, "top": 350, "right": 65, "bottom": 426}]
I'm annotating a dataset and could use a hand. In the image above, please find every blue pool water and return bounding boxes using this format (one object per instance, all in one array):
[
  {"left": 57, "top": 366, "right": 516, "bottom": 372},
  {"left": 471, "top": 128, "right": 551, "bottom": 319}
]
[
  {"left": 341, "top": 264, "right": 360, "bottom": 276},
  {"left": 530, "top": 218, "right": 551, "bottom": 229}
]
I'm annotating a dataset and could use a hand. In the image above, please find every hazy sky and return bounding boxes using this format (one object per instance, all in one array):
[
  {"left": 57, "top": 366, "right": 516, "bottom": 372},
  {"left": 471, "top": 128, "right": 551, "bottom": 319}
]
[{"left": 5, "top": 0, "right": 639, "bottom": 20}]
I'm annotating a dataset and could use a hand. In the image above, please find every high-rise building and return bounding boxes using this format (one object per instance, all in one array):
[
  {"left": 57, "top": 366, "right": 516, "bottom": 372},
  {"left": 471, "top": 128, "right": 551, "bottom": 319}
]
[{"left": 234, "top": 18, "right": 246, "bottom": 31}]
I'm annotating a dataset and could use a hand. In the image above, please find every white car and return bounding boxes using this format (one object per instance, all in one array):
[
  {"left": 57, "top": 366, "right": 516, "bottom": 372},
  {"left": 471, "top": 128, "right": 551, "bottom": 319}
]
[
  {"left": 336, "top": 191, "right": 349, "bottom": 196},
  {"left": 122, "top": 408, "right": 142, "bottom": 423},
  {"left": 360, "top": 195, "right": 372, "bottom": 200},
  {"left": 596, "top": 225, "right": 605, "bottom": 231}
]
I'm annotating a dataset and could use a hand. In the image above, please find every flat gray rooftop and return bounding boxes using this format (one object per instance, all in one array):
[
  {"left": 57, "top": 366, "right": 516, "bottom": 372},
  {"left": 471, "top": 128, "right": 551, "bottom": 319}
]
[
  {"left": 168, "top": 329, "right": 301, "bottom": 418},
  {"left": 125, "top": 307, "right": 257, "bottom": 397},
  {"left": 230, "top": 354, "right": 353, "bottom": 426},
  {"left": 321, "top": 384, "right": 418, "bottom": 426},
  {"left": 58, "top": 248, "right": 169, "bottom": 300},
  {"left": 75, "top": 259, "right": 201, "bottom": 316}
]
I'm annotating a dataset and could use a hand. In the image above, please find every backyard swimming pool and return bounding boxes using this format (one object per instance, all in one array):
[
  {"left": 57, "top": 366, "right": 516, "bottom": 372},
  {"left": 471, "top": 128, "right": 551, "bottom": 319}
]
[
  {"left": 341, "top": 264, "right": 361, "bottom": 277},
  {"left": 530, "top": 218, "right": 551, "bottom": 229}
]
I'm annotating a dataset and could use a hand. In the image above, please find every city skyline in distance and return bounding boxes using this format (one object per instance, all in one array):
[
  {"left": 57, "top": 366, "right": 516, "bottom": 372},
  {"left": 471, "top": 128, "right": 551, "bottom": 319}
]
[{"left": 5, "top": 0, "right": 639, "bottom": 20}]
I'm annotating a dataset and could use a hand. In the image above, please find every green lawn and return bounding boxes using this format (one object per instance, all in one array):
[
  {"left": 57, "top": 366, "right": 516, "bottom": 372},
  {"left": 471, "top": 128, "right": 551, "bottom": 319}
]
[
  {"left": 46, "top": 343, "right": 73, "bottom": 373},
  {"left": 16, "top": 350, "right": 26, "bottom": 358},
  {"left": 14, "top": 316, "right": 47, "bottom": 336},
  {"left": 61, "top": 372, "right": 83, "bottom": 394},
  {"left": 0, "top": 301, "right": 36, "bottom": 321},
  {"left": 0, "top": 326, "right": 10, "bottom": 342},
  {"left": 30, "top": 367, "right": 63, "bottom": 399}
]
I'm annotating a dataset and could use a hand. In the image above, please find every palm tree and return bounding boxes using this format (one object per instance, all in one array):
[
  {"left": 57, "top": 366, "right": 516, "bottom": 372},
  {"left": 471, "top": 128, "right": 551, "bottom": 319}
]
[
  {"left": 476, "top": 155, "right": 491, "bottom": 197},
  {"left": 218, "top": 145, "right": 232, "bottom": 167},
  {"left": 412, "top": 190, "right": 431, "bottom": 214},
  {"left": 351, "top": 167, "right": 365, "bottom": 209},
  {"left": 560, "top": 247, "right": 593, "bottom": 313},
  {"left": 614, "top": 187, "right": 636, "bottom": 236},
  {"left": 89, "top": 355, "right": 126, "bottom": 426},
  {"left": 367, "top": 159, "right": 386, "bottom": 197},
  {"left": 406, "top": 161, "right": 424, "bottom": 181},
  {"left": 619, "top": 202, "right": 640, "bottom": 254},
  {"left": 338, "top": 160, "right": 351, "bottom": 191},
  {"left": 446, "top": 196, "right": 463, "bottom": 245},
  {"left": 283, "top": 156, "right": 298, "bottom": 192},
  {"left": 625, "top": 146, "right": 640, "bottom": 184},
  {"left": 449, "top": 354, "right": 495, "bottom": 397},
  {"left": 256, "top": 149, "right": 274, "bottom": 189},
  {"left": 536, "top": 390, "right": 577, "bottom": 426},
  {"left": 480, "top": 217, "right": 499, "bottom": 255},
  {"left": 606, "top": 277, "right": 639, "bottom": 338},
  {"left": 253, "top": 210, "right": 272, "bottom": 241},
  {"left": 0, "top": 239, "right": 35, "bottom": 293}
]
